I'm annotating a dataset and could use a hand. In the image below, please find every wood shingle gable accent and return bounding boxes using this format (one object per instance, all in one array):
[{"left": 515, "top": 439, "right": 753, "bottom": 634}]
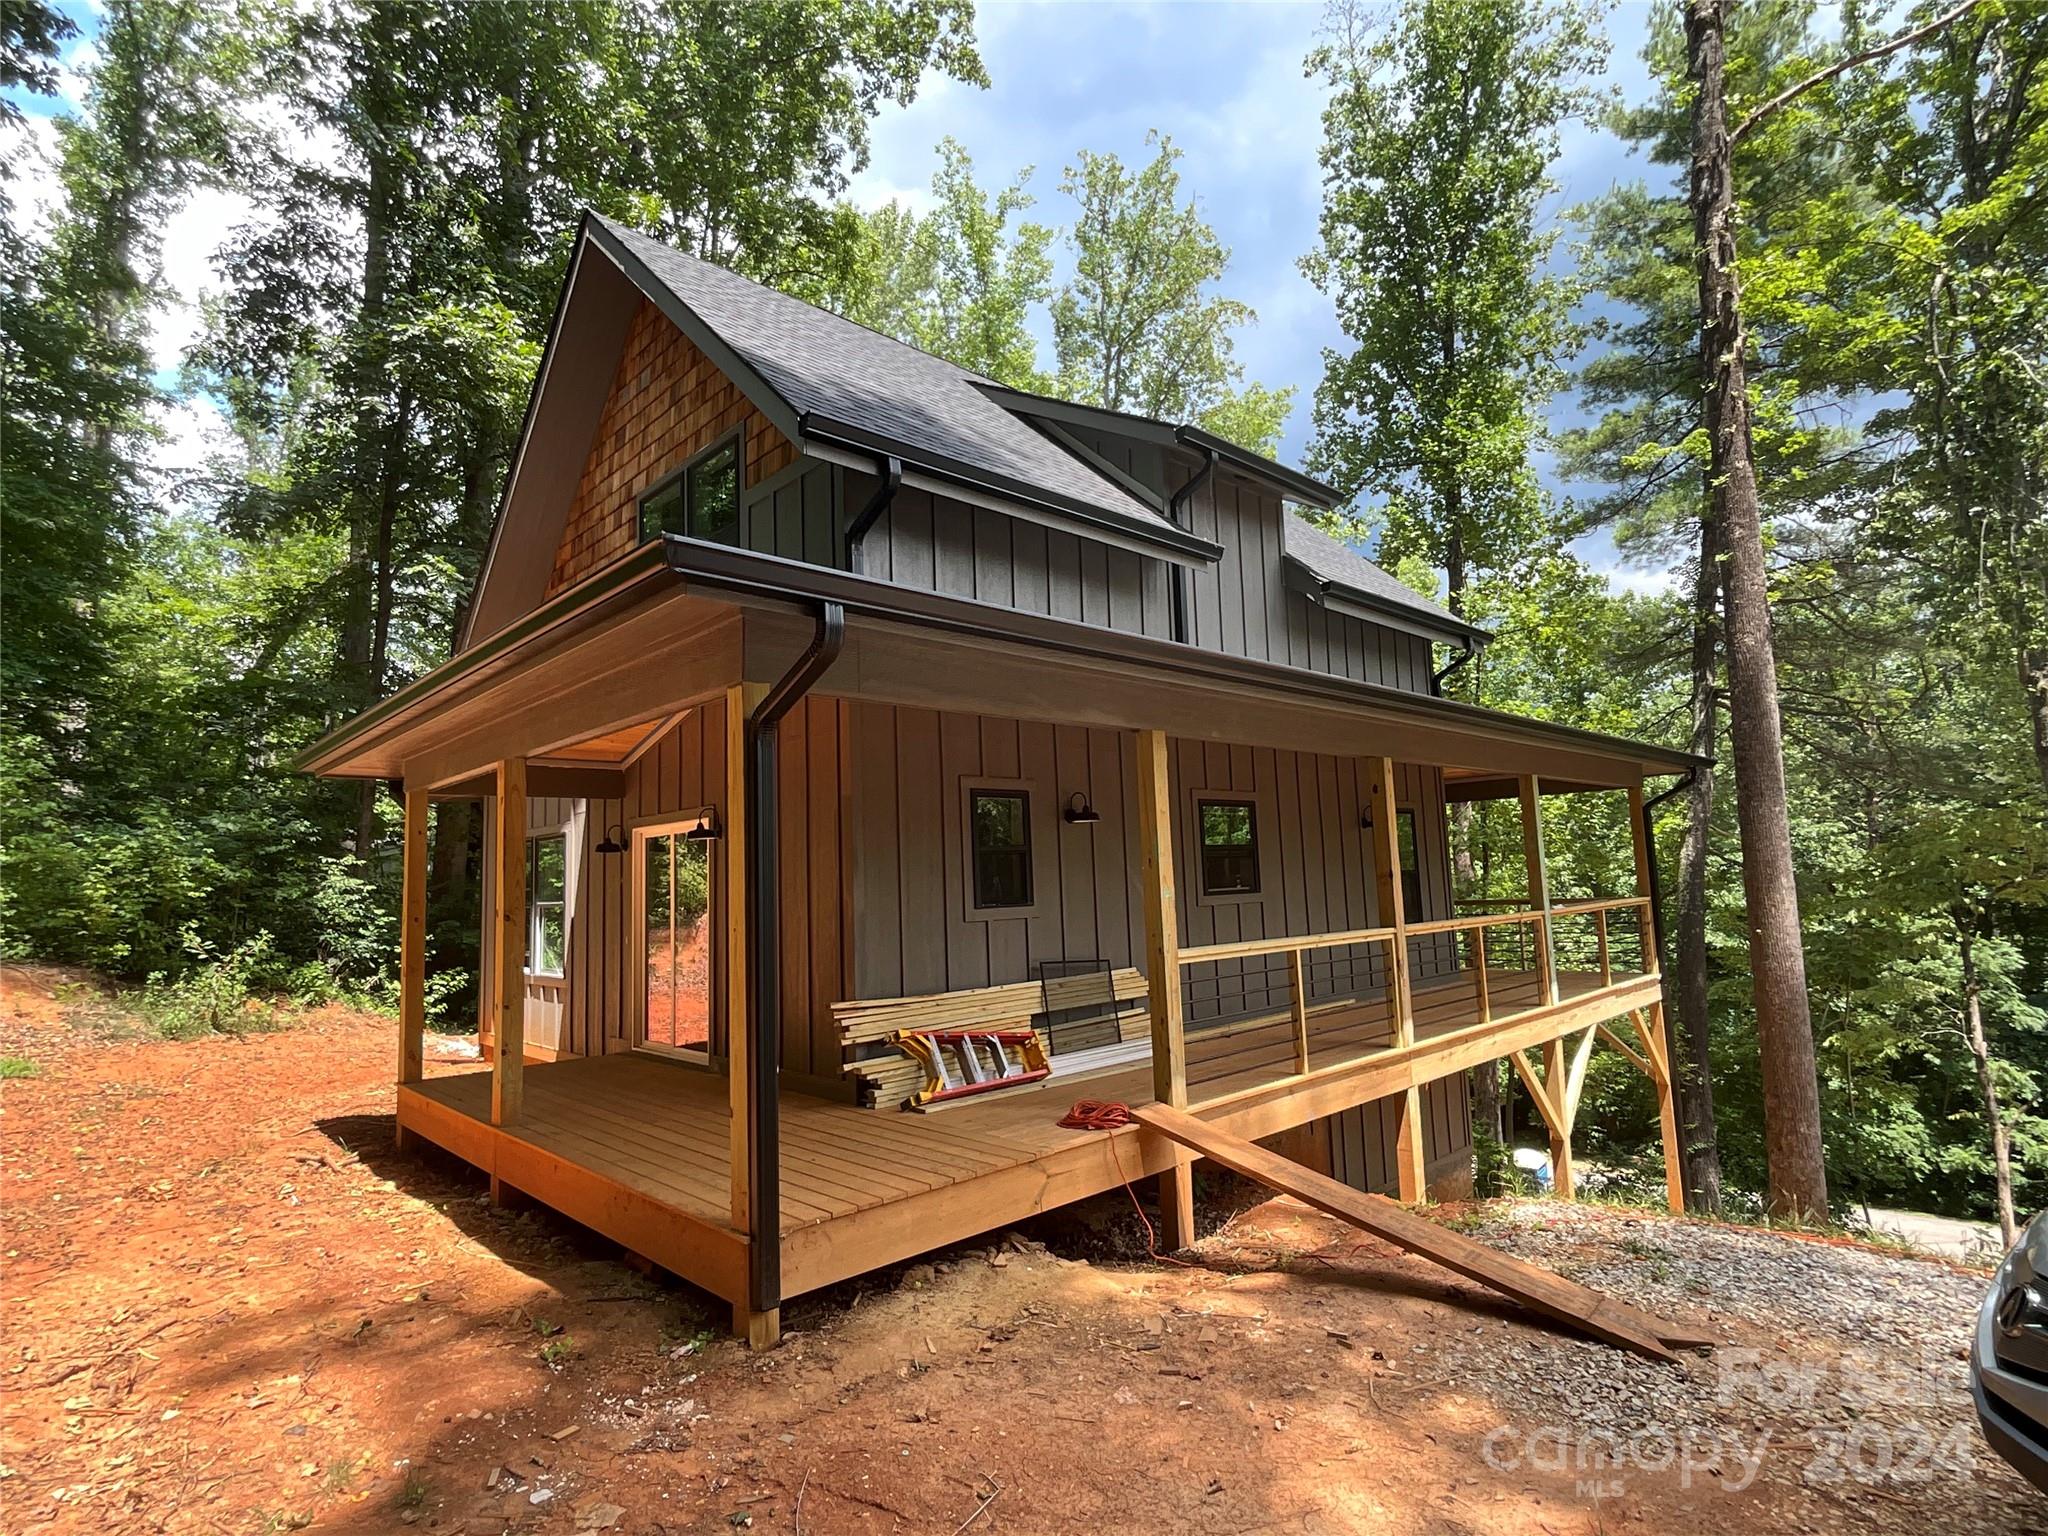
[{"left": 546, "top": 299, "right": 799, "bottom": 597}]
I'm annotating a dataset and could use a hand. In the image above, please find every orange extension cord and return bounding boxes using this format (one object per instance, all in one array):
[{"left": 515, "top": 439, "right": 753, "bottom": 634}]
[{"left": 1056, "top": 1100, "right": 1196, "bottom": 1266}]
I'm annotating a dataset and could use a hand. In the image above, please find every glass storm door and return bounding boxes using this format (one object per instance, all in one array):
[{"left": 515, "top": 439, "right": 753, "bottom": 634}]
[{"left": 637, "top": 820, "right": 715, "bottom": 1058}]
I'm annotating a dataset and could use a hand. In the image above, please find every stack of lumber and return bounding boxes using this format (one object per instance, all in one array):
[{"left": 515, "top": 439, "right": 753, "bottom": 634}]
[{"left": 837, "top": 968, "right": 1149, "bottom": 1110}]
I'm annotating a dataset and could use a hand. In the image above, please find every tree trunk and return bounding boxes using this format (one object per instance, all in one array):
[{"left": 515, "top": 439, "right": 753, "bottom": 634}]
[
  {"left": 1960, "top": 923, "right": 2018, "bottom": 1249},
  {"left": 1686, "top": 0, "right": 1829, "bottom": 1221},
  {"left": 1669, "top": 502, "right": 1725, "bottom": 1214},
  {"left": 2022, "top": 640, "right": 2048, "bottom": 815}
]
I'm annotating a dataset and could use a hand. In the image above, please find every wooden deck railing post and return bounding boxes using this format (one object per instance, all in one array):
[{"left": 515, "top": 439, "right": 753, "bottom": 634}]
[
  {"left": 1596, "top": 908, "right": 1611, "bottom": 988},
  {"left": 491, "top": 758, "right": 527, "bottom": 1151},
  {"left": 1542, "top": 1035, "right": 1575, "bottom": 1198},
  {"left": 396, "top": 784, "right": 428, "bottom": 1151},
  {"left": 1630, "top": 783, "right": 1686, "bottom": 1215},
  {"left": 1133, "top": 728, "right": 1194, "bottom": 1248},
  {"left": 1517, "top": 777, "right": 1557, "bottom": 1005},
  {"left": 1472, "top": 926, "right": 1490, "bottom": 1023},
  {"left": 1368, "top": 757, "right": 1427, "bottom": 1202},
  {"left": 1287, "top": 947, "right": 1310, "bottom": 1073}
]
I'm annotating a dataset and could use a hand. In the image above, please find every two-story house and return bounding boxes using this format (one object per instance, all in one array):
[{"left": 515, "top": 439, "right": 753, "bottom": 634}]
[{"left": 301, "top": 213, "right": 1699, "bottom": 1346}]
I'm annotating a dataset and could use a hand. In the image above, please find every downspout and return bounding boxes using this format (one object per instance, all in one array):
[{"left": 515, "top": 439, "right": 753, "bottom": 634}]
[
  {"left": 1165, "top": 446, "right": 1217, "bottom": 645},
  {"left": 1431, "top": 641, "right": 1476, "bottom": 698},
  {"left": 1637, "top": 767, "right": 1698, "bottom": 979},
  {"left": 843, "top": 455, "right": 903, "bottom": 574},
  {"left": 743, "top": 600, "right": 846, "bottom": 1318}
]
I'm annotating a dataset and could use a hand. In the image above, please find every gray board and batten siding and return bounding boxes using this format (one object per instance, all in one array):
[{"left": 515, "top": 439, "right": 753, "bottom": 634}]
[{"left": 502, "top": 379, "right": 1475, "bottom": 1188}]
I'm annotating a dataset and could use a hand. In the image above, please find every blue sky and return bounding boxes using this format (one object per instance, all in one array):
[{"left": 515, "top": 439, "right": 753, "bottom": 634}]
[
  {"left": 10, "top": 0, "right": 1677, "bottom": 590},
  {"left": 853, "top": 2, "right": 1658, "bottom": 460}
]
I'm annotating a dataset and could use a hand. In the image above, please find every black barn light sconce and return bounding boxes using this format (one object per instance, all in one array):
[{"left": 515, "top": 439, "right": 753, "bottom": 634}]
[
  {"left": 596, "top": 810, "right": 719, "bottom": 854},
  {"left": 1063, "top": 792, "right": 1101, "bottom": 826}
]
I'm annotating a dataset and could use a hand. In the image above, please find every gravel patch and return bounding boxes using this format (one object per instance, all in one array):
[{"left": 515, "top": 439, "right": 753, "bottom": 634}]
[{"left": 1399, "top": 1201, "right": 2038, "bottom": 1534}]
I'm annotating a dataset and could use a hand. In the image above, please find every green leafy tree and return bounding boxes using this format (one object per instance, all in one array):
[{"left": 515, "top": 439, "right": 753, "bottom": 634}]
[
  {"left": 1302, "top": 0, "right": 1605, "bottom": 617},
  {"left": 609, "top": 0, "right": 987, "bottom": 292},
  {"left": 1052, "top": 131, "right": 1293, "bottom": 453},
  {"left": 1792, "top": 0, "right": 2048, "bottom": 810},
  {"left": 831, "top": 136, "right": 1054, "bottom": 387}
]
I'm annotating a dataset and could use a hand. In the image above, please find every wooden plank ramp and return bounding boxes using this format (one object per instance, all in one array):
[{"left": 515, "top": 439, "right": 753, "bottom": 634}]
[{"left": 1134, "top": 1104, "right": 1713, "bottom": 1363}]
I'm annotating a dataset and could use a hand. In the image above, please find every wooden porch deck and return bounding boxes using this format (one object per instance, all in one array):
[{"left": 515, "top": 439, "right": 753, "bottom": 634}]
[{"left": 397, "top": 965, "right": 1645, "bottom": 1311}]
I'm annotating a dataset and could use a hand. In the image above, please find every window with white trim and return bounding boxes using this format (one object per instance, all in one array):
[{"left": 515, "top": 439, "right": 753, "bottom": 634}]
[{"left": 526, "top": 834, "right": 567, "bottom": 976}]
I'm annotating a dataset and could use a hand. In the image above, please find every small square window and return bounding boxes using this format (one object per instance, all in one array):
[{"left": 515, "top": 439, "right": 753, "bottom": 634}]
[
  {"left": 1198, "top": 798, "right": 1259, "bottom": 896},
  {"left": 638, "top": 431, "right": 743, "bottom": 545},
  {"left": 970, "top": 790, "right": 1033, "bottom": 909}
]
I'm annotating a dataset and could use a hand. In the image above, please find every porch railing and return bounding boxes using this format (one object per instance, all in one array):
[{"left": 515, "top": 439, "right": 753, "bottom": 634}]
[{"left": 1173, "top": 894, "right": 1654, "bottom": 1106}]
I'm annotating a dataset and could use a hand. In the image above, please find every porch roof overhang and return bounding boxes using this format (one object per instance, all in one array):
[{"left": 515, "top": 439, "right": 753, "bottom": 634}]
[{"left": 297, "top": 538, "right": 1706, "bottom": 788}]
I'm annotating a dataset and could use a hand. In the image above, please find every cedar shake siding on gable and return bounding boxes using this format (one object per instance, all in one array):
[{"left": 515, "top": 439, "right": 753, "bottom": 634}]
[{"left": 546, "top": 300, "right": 798, "bottom": 596}]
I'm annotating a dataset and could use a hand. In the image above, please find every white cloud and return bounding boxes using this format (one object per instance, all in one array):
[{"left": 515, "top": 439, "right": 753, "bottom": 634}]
[
  {"left": 149, "top": 184, "right": 257, "bottom": 371},
  {"left": 1599, "top": 563, "right": 1681, "bottom": 598}
]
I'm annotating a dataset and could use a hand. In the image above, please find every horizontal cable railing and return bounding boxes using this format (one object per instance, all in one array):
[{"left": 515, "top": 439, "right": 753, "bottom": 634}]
[{"left": 1174, "top": 895, "right": 1656, "bottom": 1106}]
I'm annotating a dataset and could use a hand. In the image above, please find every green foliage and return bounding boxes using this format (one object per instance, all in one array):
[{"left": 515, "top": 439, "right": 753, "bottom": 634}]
[
  {"left": 830, "top": 137, "right": 1054, "bottom": 387},
  {"left": 1303, "top": 0, "right": 1606, "bottom": 608},
  {"left": 0, "top": 1057, "right": 43, "bottom": 1080},
  {"left": 1549, "top": 0, "right": 2048, "bottom": 1225},
  {"left": 1052, "top": 131, "right": 1293, "bottom": 451},
  {"left": 829, "top": 129, "right": 1294, "bottom": 453},
  {"left": 3, "top": 0, "right": 986, "bottom": 997},
  {"left": 130, "top": 930, "right": 280, "bottom": 1040}
]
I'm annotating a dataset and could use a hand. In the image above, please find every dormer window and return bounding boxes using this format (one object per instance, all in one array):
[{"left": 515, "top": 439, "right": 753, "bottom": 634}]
[{"left": 639, "top": 429, "right": 742, "bottom": 545}]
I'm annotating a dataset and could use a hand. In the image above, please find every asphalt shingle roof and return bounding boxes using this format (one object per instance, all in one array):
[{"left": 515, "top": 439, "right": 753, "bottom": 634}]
[
  {"left": 1282, "top": 516, "right": 1482, "bottom": 641},
  {"left": 596, "top": 215, "right": 1475, "bottom": 642},
  {"left": 597, "top": 217, "right": 1176, "bottom": 537}
]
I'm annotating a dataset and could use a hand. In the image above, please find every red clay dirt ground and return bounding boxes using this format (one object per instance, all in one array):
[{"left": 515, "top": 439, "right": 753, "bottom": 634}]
[{"left": 1, "top": 964, "right": 2038, "bottom": 1535}]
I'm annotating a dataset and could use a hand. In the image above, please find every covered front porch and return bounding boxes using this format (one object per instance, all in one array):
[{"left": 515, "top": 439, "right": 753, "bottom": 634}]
[
  {"left": 318, "top": 539, "right": 1696, "bottom": 1345},
  {"left": 395, "top": 949, "right": 1670, "bottom": 1321}
]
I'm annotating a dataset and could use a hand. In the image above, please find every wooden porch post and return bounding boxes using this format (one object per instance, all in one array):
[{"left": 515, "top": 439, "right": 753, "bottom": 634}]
[
  {"left": 1517, "top": 776, "right": 1558, "bottom": 1004},
  {"left": 1630, "top": 783, "right": 1686, "bottom": 1215},
  {"left": 395, "top": 785, "right": 428, "bottom": 1151},
  {"left": 725, "top": 682, "right": 779, "bottom": 1348},
  {"left": 1368, "top": 758, "right": 1427, "bottom": 1202},
  {"left": 1136, "top": 727, "right": 1195, "bottom": 1249},
  {"left": 491, "top": 758, "right": 527, "bottom": 1151},
  {"left": 1517, "top": 774, "right": 1571, "bottom": 1195}
]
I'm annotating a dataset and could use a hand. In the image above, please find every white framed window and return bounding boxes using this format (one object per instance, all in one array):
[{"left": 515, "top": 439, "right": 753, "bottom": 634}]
[{"left": 525, "top": 833, "right": 567, "bottom": 978}]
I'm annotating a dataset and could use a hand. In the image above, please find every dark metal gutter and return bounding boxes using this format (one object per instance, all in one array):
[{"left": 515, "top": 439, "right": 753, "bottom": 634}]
[
  {"left": 968, "top": 380, "right": 1345, "bottom": 510},
  {"left": 1431, "top": 644, "right": 1478, "bottom": 697},
  {"left": 743, "top": 600, "right": 845, "bottom": 1318},
  {"left": 296, "top": 542, "right": 674, "bottom": 774},
  {"left": 1283, "top": 555, "right": 1492, "bottom": 652},
  {"left": 798, "top": 413, "right": 1224, "bottom": 564},
  {"left": 662, "top": 539, "right": 1707, "bottom": 777},
  {"left": 1637, "top": 766, "right": 1703, "bottom": 977},
  {"left": 1172, "top": 424, "right": 1343, "bottom": 509}
]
